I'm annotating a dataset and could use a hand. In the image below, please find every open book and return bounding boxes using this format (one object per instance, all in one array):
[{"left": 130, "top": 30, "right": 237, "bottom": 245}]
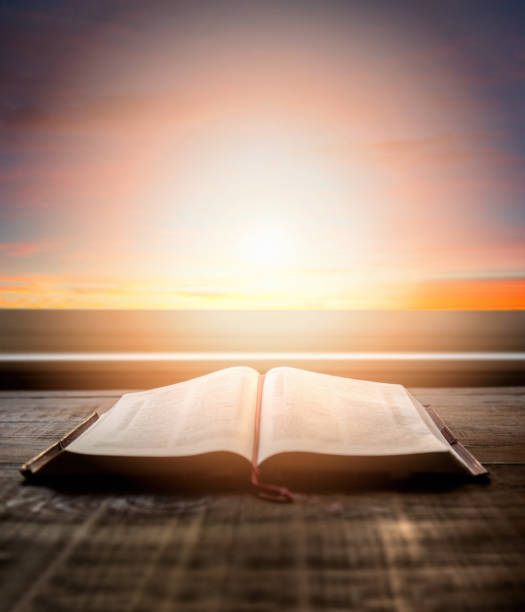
[{"left": 21, "top": 367, "right": 487, "bottom": 497}]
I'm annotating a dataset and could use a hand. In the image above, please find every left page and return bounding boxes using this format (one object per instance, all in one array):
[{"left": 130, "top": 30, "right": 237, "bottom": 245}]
[{"left": 67, "top": 367, "right": 258, "bottom": 461}]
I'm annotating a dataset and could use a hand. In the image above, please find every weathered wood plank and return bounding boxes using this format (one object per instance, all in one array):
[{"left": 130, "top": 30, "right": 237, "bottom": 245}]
[
  {"left": 1, "top": 467, "right": 524, "bottom": 611},
  {"left": 0, "top": 387, "right": 524, "bottom": 611},
  {"left": 0, "top": 390, "right": 128, "bottom": 398}
]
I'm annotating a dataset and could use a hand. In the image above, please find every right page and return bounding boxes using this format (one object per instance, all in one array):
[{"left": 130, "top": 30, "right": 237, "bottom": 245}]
[{"left": 257, "top": 367, "right": 448, "bottom": 464}]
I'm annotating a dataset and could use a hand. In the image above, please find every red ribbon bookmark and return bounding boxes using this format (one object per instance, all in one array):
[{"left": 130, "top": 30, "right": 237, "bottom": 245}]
[{"left": 251, "top": 374, "right": 295, "bottom": 503}]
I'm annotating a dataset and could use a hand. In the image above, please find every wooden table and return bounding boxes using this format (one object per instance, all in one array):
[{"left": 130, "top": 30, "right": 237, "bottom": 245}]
[{"left": 1, "top": 387, "right": 524, "bottom": 611}]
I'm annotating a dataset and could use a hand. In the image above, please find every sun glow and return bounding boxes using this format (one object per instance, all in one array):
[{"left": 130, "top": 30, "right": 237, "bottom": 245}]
[
  {"left": 240, "top": 226, "right": 295, "bottom": 266},
  {"left": 150, "top": 124, "right": 375, "bottom": 274},
  {"left": 2, "top": 2, "right": 523, "bottom": 309}
]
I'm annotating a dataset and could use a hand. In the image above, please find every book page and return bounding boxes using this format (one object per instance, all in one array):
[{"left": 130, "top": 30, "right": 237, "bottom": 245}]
[
  {"left": 68, "top": 367, "right": 258, "bottom": 461},
  {"left": 257, "top": 367, "right": 447, "bottom": 463}
]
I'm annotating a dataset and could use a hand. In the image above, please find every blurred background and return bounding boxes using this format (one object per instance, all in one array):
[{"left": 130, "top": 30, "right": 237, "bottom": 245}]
[{"left": 1, "top": 1, "right": 524, "bottom": 386}]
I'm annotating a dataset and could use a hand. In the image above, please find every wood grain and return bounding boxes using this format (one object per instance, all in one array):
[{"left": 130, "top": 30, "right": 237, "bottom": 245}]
[{"left": 0, "top": 387, "right": 524, "bottom": 611}]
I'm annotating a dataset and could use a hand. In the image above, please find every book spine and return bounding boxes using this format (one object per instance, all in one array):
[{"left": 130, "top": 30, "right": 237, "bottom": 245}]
[
  {"left": 20, "top": 411, "right": 99, "bottom": 478},
  {"left": 250, "top": 374, "right": 294, "bottom": 502}
]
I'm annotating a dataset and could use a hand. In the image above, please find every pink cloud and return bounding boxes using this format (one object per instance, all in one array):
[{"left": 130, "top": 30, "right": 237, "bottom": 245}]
[{"left": 0, "top": 240, "right": 57, "bottom": 257}]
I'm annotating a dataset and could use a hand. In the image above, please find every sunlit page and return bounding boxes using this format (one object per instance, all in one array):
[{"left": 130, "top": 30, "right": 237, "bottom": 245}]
[
  {"left": 258, "top": 367, "right": 447, "bottom": 463},
  {"left": 68, "top": 367, "right": 258, "bottom": 460}
]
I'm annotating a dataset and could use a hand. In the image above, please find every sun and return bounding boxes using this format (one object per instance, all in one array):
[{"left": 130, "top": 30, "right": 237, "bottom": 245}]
[{"left": 239, "top": 226, "right": 295, "bottom": 266}]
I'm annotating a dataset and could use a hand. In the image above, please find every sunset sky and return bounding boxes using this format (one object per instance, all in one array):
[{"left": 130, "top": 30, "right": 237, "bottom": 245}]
[{"left": 1, "top": 0, "right": 524, "bottom": 309}]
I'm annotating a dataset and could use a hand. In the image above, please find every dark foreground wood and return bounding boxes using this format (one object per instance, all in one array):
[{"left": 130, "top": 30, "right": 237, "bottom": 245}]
[{"left": 1, "top": 387, "right": 524, "bottom": 611}]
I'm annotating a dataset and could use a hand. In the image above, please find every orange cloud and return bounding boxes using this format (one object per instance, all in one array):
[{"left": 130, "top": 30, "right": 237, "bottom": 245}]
[
  {"left": 0, "top": 273, "right": 523, "bottom": 310},
  {"left": 407, "top": 278, "right": 525, "bottom": 310}
]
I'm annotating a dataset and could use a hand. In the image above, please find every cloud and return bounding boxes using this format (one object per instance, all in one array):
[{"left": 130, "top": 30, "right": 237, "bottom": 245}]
[
  {"left": 0, "top": 240, "right": 57, "bottom": 257},
  {"left": 407, "top": 277, "right": 525, "bottom": 310},
  {"left": 364, "top": 131, "right": 524, "bottom": 165},
  {"left": 0, "top": 271, "right": 523, "bottom": 310}
]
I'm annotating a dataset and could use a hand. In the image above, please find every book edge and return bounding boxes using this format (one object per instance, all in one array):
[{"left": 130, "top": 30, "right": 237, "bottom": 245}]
[
  {"left": 407, "top": 392, "right": 488, "bottom": 477},
  {"left": 20, "top": 411, "right": 99, "bottom": 478}
]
